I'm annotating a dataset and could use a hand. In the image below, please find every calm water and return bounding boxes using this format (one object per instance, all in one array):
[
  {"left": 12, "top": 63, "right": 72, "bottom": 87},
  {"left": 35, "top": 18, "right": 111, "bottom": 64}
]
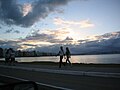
[
  {"left": 7, "top": 54, "right": 120, "bottom": 64},
  {"left": 0, "top": 54, "right": 120, "bottom": 64}
]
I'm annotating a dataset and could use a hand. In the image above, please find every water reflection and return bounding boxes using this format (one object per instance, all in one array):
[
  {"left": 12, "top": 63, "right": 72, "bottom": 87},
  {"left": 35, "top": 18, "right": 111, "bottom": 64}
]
[
  {"left": 0, "top": 54, "right": 120, "bottom": 64},
  {"left": 71, "top": 54, "right": 120, "bottom": 64}
]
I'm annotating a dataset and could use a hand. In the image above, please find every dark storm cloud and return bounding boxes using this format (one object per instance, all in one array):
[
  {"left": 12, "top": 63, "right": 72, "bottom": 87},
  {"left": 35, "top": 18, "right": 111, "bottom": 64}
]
[
  {"left": 0, "top": 0, "right": 70, "bottom": 27},
  {"left": 0, "top": 0, "right": 22, "bottom": 25},
  {"left": 24, "top": 33, "right": 54, "bottom": 41},
  {"left": 5, "top": 29, "right": 13, "bottom": 33},
  {"left": 65, "top": 37, "right": 73, "bottom": 40},
  {"left": 32, "top": 31, "right": 120, "bottom": 54},
  {"left": 0, "top": 40, "right": 21, "bottom": 49},
  {"left": 23, "top": 32, "right": 61, "bottom": 44},
  {"left": 22, "top": 30, "right": 74, "bottom": 44},
  {"left": 23, "top": 44, "right": 37, "bottom": 47},
  {"left": 5, "top": 28, "right": 20, "bottom": 34},
  {"left": 1, "top": 31, "right": 120, "bottom": 54},
  {"left": 14, "top": 30, "right": 20, "bottom": 33}
]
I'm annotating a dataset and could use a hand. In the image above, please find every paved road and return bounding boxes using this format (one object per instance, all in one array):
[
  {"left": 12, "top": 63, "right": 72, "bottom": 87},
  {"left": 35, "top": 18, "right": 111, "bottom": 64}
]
[{"left": 0, "top": 63, "right": 120, "bottom": 90}]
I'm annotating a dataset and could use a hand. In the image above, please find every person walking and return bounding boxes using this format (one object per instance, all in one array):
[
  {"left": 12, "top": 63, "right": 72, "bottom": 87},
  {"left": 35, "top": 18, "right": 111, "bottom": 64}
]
[
  {"left": 65, "top": 47, "right": 72, "bottom": 66},
  {"left": 5, "top": 49, "right": 10, "bottom": 65},
  {"left": 6, "top": 48, "right": 15, "bottom": 65},
  {"left": 9, "top": 48, "right": 15, "bottom": 65},
  {"left": 57, "top": 46, "right": 65, "bottom": 68}
]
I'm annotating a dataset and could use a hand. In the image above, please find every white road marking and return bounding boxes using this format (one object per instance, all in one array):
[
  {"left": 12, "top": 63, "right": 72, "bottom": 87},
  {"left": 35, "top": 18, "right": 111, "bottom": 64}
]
[
  {"left": 0, "top": 74, "right": 73, "bottom": 90},
  {"left": 0, "top": 65, "right": 120, "bottom": 78}
]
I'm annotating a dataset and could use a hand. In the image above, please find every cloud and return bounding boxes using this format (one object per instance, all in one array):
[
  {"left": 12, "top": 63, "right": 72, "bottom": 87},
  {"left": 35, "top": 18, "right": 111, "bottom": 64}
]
[
  {"left": 14, "top": 30, "right": 20, "bottom": 34},
  {"left": 5, "top": 29, "right": 13, "bottom": 33},
  {"left": 0, "top": 0, "right": 70, "bottom": 27},
  {"left": 0, "top": 31, "right": 120, "bottom": 53},
  {"left": 22, "top": 44, "right": 37, "bottom": 47},
  {"left": 54, "top": 8, "right": 64, "bottom": 14},
  {"left": 5, "top": 28, "right": 20, "bottom": 34},
  {"left": 44, "top": 28, "right": 70, "bottom": 39},
  {"left": 0, "top": 39, "right": 21, "bottom": 49},
  {"left": 22, "top": 3, "right": 32, "bottom": 17},
  {"left": 23, "top": 28, "right": 71, "bottom": 44},
  {"left": 24, "top": 33, "right": 55, "bottom": 42},
  {"left": 17, "top": 27, "right": 77, "bottom": 48},
  {"left": 54, "top": 18, "right": 95, "bottom": 28},
  {"left": 79, "top": 19, "right": 95, "bottom": 28},
  {"left": 87, "top": 31, "right": 120, "bottom": 41},
  {"left": 0, "top": 0, "right": 23, "bottom": 25},
  {"left": 65, "top": 37, "right": 73, "bottom": 40}
]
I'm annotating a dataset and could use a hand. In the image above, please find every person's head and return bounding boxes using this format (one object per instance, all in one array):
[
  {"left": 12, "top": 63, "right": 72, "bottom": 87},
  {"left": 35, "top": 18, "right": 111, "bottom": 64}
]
[
  {"left": 9, "top": 48, "right": 14, "bottom": 52},
  {"left": 9, "top": 48, "right": 12, "bottom": 50},
  {"left": 66, "top": 47, "right": 69, "bottom": 50}
]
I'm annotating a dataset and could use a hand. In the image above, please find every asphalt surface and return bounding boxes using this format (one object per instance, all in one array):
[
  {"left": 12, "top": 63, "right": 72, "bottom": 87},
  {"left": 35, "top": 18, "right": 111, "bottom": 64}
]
[{"left": 0, "top": 63, "right": 120, "bottom": 90}]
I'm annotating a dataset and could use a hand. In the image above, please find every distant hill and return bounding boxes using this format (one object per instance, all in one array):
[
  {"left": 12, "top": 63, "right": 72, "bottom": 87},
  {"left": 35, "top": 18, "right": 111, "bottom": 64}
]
[
  {"left": 71, "top": 31, "right": 120, "bottom": 54},
  {"left": 1, "top": 31, "right": 120, "bottom": 55},
  {"left": 34, "top": 31, "right": 120, "bottom": 55}
]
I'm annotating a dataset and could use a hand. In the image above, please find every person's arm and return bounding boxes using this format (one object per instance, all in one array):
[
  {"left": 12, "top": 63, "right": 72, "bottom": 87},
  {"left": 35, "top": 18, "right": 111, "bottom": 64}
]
[
  {"left": 56, "top": 51, "right": 60, "bottom": 56},
  {"left": 63, "top": 51, "right": 66, "bottom": 59},
  {"left": 69, "top": 51, "right": 71, "bottom": 58}
]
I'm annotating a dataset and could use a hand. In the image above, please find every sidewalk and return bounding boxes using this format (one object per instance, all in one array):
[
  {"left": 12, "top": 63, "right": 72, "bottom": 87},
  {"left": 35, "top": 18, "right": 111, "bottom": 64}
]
[{"left": 0, "top": 63, "right": 120, "bottom": 78}]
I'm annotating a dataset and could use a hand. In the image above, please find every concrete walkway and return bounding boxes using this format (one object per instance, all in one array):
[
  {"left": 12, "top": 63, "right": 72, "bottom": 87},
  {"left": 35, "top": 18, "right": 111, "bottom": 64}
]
[
  {"left": 0, "top": 63, "right": 120, "bottom": 78},
  {"left": 0, "top": 63, "right": 120, "bottom": 90}
]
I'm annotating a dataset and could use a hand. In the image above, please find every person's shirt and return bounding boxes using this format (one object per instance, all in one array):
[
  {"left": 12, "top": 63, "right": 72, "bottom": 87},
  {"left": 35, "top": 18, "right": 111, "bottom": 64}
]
[
  {"left": 11, "top": 52, "right": 15, "bottom": 58},
  {"left": 8, "top": 49, "right": 15, "bottom": 58},
  {"left": 5, "top": 52, "right": 10, "bottom": 58},
  {"left": 59, "top": 49, "right": 64, "bottom": 56},
  {"left": 66, "top": 51, "right": 69, "bottom": 55},
  {"left": 66, "top": 50, "right": 71, "bottom": 58},
  {"left": 8, "top": 50, "right": 12, "bottom": 55}
]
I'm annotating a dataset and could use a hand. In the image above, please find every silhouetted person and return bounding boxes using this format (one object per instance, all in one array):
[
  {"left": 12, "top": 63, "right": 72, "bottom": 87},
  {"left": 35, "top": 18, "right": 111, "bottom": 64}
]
[
  {"left": 57, "top": 46, "right": 65, "bottom": 68},
  {"left": 9, "top": 48, "right": 15, "bottom": 65},
  {"left": 5, "top": 49, "right": 10, "bottom": 65},
  {"left": 65, "top": 47, "right": 72, "bottom": 66},
  {"left": 5, "top": 48, "right": 15, "bottom": 65}
]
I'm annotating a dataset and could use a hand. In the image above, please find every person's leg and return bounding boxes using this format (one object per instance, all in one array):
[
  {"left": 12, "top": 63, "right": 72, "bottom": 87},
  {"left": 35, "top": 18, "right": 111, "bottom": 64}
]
[
  {"left": 59, "top": 56, "right": 62, "bottom": 68},
  {"left": 6, "top": 58, "right": 9, "bottom": 65},
  {"left": 62, "top": 62, "right": 65, "bottom": 66},
  {"left": 5, "top": 58, "right": 7, "bottom": 65},
  {"left": 13, "top": 58, "right": 15, "bottom": 65},
  {"left": 67, "top": 56, "right": 72, "bottom": 66},
  {"left": 8, "top": 58, "right": 11, "bottom": 65},
  {"left": 60, "top": 56, "right": 65, "bottom": 67},
  {"left": 68, "top": 58, "right": 71, "bottom": 64},
  {"left": 66, "top": 58, "right": 68, "bottom": 65},
  {"left": 11, "top": 58, "right": 13, "bottom": 65},
  {"left": 11, "top": 58, "right": 15, "bottom": 65},
  {"left": 61, "top": 56, "right": 65, "bottom": 66},
  {"left": 66, "top": 57, "right": 69, "bottom": 63}
]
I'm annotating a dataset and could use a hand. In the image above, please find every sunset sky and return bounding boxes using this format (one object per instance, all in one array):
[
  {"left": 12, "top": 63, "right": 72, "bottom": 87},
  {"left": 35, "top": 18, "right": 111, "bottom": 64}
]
[{"left": 0, "top": 0, "right": 120, "bottom": 51}]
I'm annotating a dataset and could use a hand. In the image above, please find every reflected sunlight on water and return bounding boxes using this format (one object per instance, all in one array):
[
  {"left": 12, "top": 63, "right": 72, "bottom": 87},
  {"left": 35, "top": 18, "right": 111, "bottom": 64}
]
[
  {"left": 0, "top": 54, "right": 120, "bottom": 64},
  {"left": 16, "top": 54, "right": 120, "bottom": 64}
]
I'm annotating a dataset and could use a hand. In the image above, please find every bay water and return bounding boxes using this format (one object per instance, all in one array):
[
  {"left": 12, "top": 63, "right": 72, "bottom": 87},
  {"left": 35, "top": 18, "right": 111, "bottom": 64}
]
[{"left": 14, "top": 54, "right": 120, "bottom": 64}]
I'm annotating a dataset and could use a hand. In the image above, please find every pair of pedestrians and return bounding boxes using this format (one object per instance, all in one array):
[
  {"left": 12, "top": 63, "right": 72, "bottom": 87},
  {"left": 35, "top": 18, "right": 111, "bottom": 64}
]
[
  {"left": 5, "top": 48, "right": 15, "bottom": 65},
  {"left": 57, "top": 46, "right": 72, "bottom": 68}
]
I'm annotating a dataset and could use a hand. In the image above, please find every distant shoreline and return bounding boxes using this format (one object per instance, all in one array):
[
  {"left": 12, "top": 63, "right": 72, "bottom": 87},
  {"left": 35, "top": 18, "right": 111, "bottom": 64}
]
[{"left": 15, "top": 53, "right": 120, "bottom": 57}]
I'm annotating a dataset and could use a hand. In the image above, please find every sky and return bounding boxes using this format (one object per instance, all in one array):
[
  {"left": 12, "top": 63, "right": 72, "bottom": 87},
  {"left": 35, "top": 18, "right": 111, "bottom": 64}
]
[{"left": 0, "top": 0, "right": 120, "bottom": 52}]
